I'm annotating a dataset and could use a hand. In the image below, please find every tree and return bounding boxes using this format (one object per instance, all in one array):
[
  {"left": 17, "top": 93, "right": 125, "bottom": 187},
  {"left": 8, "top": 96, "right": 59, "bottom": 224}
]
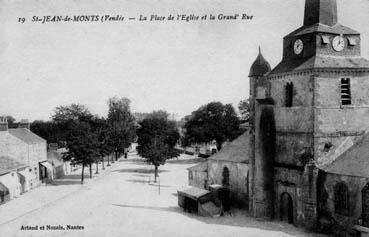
[
  {"left": 52, "top": 104, "right": 103, "bottom": 182},
  {"left": 63, "top": 120, "right": 99, "bottom": 184},
  {"left": 31, "top": 120, "right": 64, "bottom": 143},
  {"left": 183, "top": 102, "right": 242, "bottom": 150},
  {"left": 136, "top": 111, "right": 180, "bottom": 182},
  {"left": 52, "top": 104, "right": 92, "bottom": 123},
  {"left": 238, "top": 99, "right": 251, "bottom": 122},
  {"left": 107, "top": 97, "right": 137, "bottom": 160},
  {"left": 93, "top": 117, "right": 112, "bottom": 171},
  {"left": 5, "top": 115, "right": 17, "bottom": 128}
]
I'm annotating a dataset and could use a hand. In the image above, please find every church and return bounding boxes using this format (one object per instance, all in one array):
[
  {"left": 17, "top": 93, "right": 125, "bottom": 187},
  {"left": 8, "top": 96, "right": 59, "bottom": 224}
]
[{"left": 248, "top": 0, "right": 369, "bottom": 234}]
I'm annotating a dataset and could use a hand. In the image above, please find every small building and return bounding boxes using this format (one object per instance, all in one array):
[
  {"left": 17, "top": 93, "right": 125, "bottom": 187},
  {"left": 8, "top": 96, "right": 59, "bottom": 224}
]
[
  {"left": 207, "top": 132, "right": 250, "bottom": 208},
  {"left": 177, "top": 186, "right": 220, "bottom": 216},
  {"left": 0, "top": 156, "right": 29, "bottom": 203},
  {"left": 187, "top": 161, "right": 208, "bottom": 189}
]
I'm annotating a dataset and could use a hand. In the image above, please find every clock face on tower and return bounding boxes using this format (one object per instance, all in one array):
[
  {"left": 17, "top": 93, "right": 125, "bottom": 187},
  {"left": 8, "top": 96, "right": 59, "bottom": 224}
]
[
  {"left": 332, "top": 36, "right": 345, "bottom": 52},
  {"left": 294, "top": 39, "right": 304, "bottom": 55}
]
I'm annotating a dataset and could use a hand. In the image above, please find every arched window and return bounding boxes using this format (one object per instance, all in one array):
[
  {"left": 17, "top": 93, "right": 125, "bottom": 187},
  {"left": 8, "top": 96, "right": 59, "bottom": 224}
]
[
  {"left": 285, "top": 82, "right": 294, "bottom": 107},
  {"left": 334, "top": 182, "right": 349, "bottom": 215},
  {"left": 222, "top": 167, "right": 230, "bottom": 186}
]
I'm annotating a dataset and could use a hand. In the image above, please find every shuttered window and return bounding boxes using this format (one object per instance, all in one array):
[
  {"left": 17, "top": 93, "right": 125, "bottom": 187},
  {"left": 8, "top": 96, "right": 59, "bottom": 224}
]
[{"left": 341, "top": 78, "right": 351, "bottom": 105}]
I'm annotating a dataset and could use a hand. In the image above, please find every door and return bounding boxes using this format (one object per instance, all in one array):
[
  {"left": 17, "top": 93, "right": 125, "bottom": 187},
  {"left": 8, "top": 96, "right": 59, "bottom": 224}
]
[
  {"left": 280, "top": 192, "right": 293, "bottom": 224},
  {"left": 362, "top": 183, "right": 369, "bottom": 227}
]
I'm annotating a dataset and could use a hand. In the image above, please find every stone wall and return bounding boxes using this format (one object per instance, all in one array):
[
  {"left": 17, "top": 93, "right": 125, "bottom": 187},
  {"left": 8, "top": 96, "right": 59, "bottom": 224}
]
[
  {"left": 188, "top": 170, "right": 207, "bottom": 189},
  {"left": 314, "top": 71, "right": 369, "bottom": 165},
  {"left": 270, "top": 74, "right": 314, "bottom": 107},
  {"left": 319, "top": 172, "right": 369, "bottom": 235},
  {"left": 208, "top": 160, "right": 249, "bottom": 207}
]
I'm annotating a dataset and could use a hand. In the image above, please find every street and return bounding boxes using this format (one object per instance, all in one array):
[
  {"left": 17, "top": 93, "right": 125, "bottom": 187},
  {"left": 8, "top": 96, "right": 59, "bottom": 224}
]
[{"left": 0, "top": 152, "right": 324, "bottom": 237}]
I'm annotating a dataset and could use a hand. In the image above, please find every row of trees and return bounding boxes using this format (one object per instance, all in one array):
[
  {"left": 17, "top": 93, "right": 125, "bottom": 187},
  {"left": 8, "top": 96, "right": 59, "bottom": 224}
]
[
  {"left": 31, "top": 97, "right": 137, "bottom": 184},
  {"left": 28, "top": 99, "right": 249, "bottom": 183}
]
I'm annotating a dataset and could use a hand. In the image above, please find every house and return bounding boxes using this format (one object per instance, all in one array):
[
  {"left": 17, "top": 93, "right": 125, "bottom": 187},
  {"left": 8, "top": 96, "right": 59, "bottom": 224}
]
[
  {"left": 57, "top": 147, "right": 72, "bottom": 175},
  {"left": 47, "top": 151, "right": 64, "bottom": 179},
  {"left": 187, "top": 132, "right": 250, "bottom": 208},
  {"left": 0, "top": 118, "right": 51, "bottom": 187},
  {"left": 207, "top": 132, "right": 249, "bottom": 208},
  {"left": 247, "top": 0, "right": 369, "bottom": 234},
  {"left": 47, "top": 147, "right": 71, "bottom": 178},
  {"left": 0, "top": 156, "right": 29, "bottom": 203}
]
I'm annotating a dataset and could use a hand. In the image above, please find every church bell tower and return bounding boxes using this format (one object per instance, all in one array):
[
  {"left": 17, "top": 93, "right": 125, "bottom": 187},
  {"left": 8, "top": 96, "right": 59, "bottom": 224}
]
[{"left": 249, "top": 0, "right": 369, "bottom": 228}]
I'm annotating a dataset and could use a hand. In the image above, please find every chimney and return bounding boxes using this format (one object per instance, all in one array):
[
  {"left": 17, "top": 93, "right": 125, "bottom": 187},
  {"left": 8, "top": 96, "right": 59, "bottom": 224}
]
[
  {"left": 18, "top": 119, "right": 30, "bottom": 130},
  {"left": 304, "top": 0, "right": 338, "bottom": 27},
  {"left": 0, "top": 117, "right": 8, "bottom": 131}
]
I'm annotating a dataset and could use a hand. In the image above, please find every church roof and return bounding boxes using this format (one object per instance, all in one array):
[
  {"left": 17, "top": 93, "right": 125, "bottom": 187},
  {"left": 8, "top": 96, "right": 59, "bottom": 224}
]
[
  {"left": 8, "top": 128, "right": 46, "bottom": 144},
  {"left": 209, "top": 132, "right": 249, "bottom": 163},
  {"left": 320, "top": 132, "right": 369, "bottom": 178},
  {"left": 286, "top": 23, "right": 359, "bottom": 38},
  {"left": 249, "top": 47, "right": 271, "bottom": 77},
  {"left": 187, "top": 161, "right": 208, "bottom": 172},
  {"left": 271, "top": 55, "right": 369, "bottom": 74}
]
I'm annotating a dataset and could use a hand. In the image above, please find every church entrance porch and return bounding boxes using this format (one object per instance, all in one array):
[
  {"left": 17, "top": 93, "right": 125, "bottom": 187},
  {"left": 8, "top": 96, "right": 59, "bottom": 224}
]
[{"left": 280, "top": 192, "right": 294, "bottom": 224}]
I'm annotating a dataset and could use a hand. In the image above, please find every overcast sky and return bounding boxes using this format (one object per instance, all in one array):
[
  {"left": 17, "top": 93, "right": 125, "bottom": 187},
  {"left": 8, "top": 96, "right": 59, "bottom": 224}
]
[{"left": 0, "top": 0, "right": 368, "bottom": 121}]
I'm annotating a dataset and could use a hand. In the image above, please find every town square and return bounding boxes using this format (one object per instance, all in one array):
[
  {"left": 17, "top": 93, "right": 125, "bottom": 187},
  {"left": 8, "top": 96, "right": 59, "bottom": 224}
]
[{"left": 1, "top": 0, "right": 369, "bottom": 236}]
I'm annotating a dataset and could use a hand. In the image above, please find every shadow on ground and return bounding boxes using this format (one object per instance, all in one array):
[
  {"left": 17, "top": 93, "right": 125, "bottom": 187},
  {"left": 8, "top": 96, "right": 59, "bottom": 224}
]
[
  {"left": 51, "top": 174, "right": 92, "bottom": 186},
  {"left": 114, "top": 168, "right": 169, "bottom": 174},
  {"left": 112, "top": 203, "right": 327, "bottom": 236},
  {"left": 126, "top": 179, "right": 172, "bottom": 187},
  {"left": 166, "top": 157, "right": 206, "bottom": 164},
  {"left": 112, "top": 204, "right": 179, "bottom": 213},
  {"left": 118, "top": 158, "right": 146, "bottom": 164}
]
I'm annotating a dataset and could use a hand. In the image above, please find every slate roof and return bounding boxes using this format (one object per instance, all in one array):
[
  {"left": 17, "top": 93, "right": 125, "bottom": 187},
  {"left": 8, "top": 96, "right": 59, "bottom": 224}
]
[
  {"left": 320, "top": 132, "right": 369, "bottom": 178},
  {"left": 0, "top": 156, "right": 28, "bottom": 176},
  {"left": 187, "top": 161, "right": 208, "bottom": 172},
  {"left": 8, "top": 128, "right": 46, "bottom": 144},
  {"left": 209, "top": 132, "right": 249, "bottom": 163},
  {"left": 249, "top": 48, "right": 271, "bottom": 77},
  {"left": 286, "top": 23, "right": 359, "bottom": 38},
  {"left": 271, "top": 55, "right": 369, "bottom": 74}
]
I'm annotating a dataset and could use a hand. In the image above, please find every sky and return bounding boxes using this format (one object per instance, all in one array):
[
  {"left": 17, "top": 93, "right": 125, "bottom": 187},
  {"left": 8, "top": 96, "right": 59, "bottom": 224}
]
[{"left": 0, "top": 0, "right": 368, "bottom": 121}]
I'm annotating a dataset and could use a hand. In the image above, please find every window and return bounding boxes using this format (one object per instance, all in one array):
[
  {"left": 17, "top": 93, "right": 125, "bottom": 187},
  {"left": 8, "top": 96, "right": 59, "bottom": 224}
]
[
  {"left": 334, "top": 182, "right": 349, "bottom": 215},
  {"left": 321, "top": 35, "right": 330, "bottom": 45},
  {"left": 222, "top": 166, "right": 230, "bottom": 186},
  {"left": 323, "top": 143, "right": 333, "bottom": 152},
  {"left": 285, "top": 82, "right": 294, "bottom": 107},
  {"left": 348, "top": 37, "right": 357, "bottom": 46},
  {"left": 341, "top": 78, "right": 351, "bottom": 105}
]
